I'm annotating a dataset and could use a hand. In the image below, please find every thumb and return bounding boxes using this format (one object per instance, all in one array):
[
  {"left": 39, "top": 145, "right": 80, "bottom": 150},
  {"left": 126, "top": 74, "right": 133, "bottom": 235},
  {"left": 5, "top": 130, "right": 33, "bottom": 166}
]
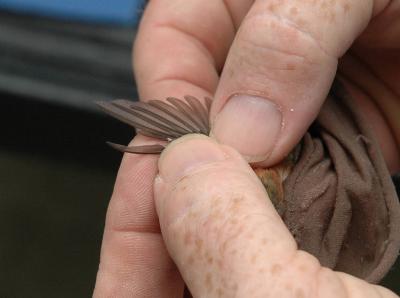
[
  {"left": 153, "top": 135, "right": 397, "bottom": 298},
  {"left": 210, "top": 0, "right": 379, "bottom": 165},
  {"left": 154, "top": 134, "right": 300, "bottom": 297}
]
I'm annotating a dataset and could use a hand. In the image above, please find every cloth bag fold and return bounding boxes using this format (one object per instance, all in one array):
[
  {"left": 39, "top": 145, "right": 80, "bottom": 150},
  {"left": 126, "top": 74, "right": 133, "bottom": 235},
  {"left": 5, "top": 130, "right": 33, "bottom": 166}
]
[
  {"left": 281, "top": 83, "right": 400, "bottom": 283},
  {"left": 97, "top": 80, "right": 400, "bottom": 283}
]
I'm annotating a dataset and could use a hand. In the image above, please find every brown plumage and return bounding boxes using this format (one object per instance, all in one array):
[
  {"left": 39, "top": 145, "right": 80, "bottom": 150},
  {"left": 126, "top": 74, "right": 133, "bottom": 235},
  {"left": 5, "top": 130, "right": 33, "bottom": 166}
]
[
  {"left": 96, "top": 96, "right": 212, "bottom": 153},
  {"left": 96, "top": 96, "right": 294, "bottom": 204},
  {"left": 97, "top": 88, "right": 400, "bottom": 283}
]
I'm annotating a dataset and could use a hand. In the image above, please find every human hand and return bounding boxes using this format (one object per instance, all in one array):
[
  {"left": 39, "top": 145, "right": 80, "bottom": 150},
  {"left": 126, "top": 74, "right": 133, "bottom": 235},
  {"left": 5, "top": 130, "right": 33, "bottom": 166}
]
[
  {"left": 93, "top": 0, "right": 400, "bottom": 296},
  {"left": 93, "top": 134, "right": 398, "bottom": 297},
  {"left": 133, "top": 0, "right": 400, "bottom": 172}
]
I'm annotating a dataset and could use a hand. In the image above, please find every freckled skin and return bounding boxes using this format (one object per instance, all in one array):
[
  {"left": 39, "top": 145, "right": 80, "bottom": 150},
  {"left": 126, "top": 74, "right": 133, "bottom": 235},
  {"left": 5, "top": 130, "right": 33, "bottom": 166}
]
[
  {"left": 286, "top": 63, "right": 296, "bottom": 70},
  {"left": 285, "top": 282, "right": 293, "bottom": 291},
  {"left": 171, "top": 179, "right": 330, "bottom": 297},
  {"left": 230, "top": 218, "right": 239, "bottom": 225},
  {"left": 153, "top": 132, "right": 399, "bottom": 297},
  {"left": 296, "top": 288, "right": 306, "bottom": 298},
  {"left": 184, "top": 231, "right": 193, "bottom": 246},
  {"left": 186, "top": 254, "right": 195, "bottom": 266},
  {"left": 205, "top": 272, "right": 213, "bottom": 291},
  {"left": 250, "top": 253, "right": 257, "bottom": 264},
  {"left": 163, "top": 165, "right": 322, "bottom": 297},
  {"left": 242, "top": 0, "right": 365, "bottom": 62},
  {"left": 271, "top": 264, "right": 283, "bottom": 275},
  {"left": 195, "top": 238, "right": 203, "bottom": 252},
  {"left": 94, "top": 0, "right": 400, "bottom": 294}
]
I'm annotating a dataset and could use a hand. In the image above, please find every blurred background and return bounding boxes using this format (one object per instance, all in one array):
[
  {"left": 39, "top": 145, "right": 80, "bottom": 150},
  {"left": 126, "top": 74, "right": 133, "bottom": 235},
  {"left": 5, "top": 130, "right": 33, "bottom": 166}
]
[
  {"left": 0, "top": 1, "right": 398, "bottom": 297},
  {"left": 0, "top": 1, "right": 143, "bottom": 297}
]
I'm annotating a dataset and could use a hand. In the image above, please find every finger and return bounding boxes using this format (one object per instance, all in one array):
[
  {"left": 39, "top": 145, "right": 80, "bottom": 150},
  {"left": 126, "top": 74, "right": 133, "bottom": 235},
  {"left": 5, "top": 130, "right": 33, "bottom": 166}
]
[
  {"left": 210, "top": 0, "right": 391, "bottom": 166},
  {"left": 344, "top": 1, "right": 400, "bottom": 173},
  {"left": 95, "top": 1, "right": 253, "bottom": 295},
  {"left": 93, "top": 136, "right": 183, "bottom": 297},
  {"left": 357, "top": 1, "right": 400, "bottom": 48},
  {"left": 134, "top": 0, "right": 240, "bottom": 101},
  {"left": 337, "top": 57, "right": 400, "bottom": 174},
  {"left": 154, "top": 135, "right": 398, "bottom": 298},
  {"left": 155, "top": 134, "right": 300, "bottom": 297}
]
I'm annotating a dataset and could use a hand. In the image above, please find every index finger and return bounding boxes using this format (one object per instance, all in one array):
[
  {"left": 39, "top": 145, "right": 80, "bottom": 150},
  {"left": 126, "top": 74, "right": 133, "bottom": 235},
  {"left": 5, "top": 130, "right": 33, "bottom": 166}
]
[
  {"left": 94, "top": 1, "right": 247, "bottom": 295},
  {"left": 93, "top": 136, "right": 185, "bottom": 297},
  {"left": 133, "top": 0, "right": 241, "bottom": 101}
]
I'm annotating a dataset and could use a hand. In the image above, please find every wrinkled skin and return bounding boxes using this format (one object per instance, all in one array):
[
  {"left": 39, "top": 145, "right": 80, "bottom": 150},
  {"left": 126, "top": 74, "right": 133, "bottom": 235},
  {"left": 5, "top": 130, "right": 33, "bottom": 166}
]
[{"left": 93, "top": 1, "right": 400, "bottom": 297}]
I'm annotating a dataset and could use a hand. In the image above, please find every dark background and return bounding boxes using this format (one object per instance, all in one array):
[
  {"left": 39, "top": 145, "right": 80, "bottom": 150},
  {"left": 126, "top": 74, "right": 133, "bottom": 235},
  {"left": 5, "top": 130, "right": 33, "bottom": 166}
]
[
  {"left": 0, "top": 96, "right": 133, "bottom": 297},
  {"left": 0, "top": 9, "right": 137, "bottom": 297},
  {"left": 0, "top": 6, "right": 399, "bottom": 298}
]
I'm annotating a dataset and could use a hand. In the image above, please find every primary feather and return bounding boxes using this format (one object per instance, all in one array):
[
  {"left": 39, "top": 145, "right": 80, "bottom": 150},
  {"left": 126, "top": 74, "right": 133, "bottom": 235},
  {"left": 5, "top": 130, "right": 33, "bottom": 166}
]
[{"left": 96, "top": 96, "right": 211, "bottom": 153}]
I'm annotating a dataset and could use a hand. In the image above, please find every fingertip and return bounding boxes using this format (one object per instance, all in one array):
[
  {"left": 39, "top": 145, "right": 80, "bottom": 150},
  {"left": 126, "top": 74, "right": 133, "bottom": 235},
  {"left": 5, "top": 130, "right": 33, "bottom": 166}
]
[
  {"left": 153, "top": 134, "right": 298, "bottom": 297},
  {"left": 158, "top": 134, "right": 229, "bottom": 185},
  {"left": 210, "top": 94, "right": 283, "bottom": 164}
]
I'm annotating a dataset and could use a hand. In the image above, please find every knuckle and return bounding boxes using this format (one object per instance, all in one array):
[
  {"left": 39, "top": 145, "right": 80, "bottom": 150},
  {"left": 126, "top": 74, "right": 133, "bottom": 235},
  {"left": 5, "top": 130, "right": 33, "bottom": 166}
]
[{"left": 239, "top": 11, "right": 322, "bottom": 58}]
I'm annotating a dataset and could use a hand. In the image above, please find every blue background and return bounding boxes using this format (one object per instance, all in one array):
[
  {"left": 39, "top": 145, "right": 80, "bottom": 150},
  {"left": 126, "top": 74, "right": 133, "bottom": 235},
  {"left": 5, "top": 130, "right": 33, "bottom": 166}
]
[{"left": 0, "top": 0, "right": 145, "bottom": 25}]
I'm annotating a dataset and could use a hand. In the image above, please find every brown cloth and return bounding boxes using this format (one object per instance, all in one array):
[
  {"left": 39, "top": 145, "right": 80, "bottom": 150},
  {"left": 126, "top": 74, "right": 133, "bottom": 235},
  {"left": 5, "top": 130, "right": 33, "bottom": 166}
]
[
  {"left": 281, "top": 83, "right": 400, "bottom": 283},
  {"left": 98, "top": 80, "right": 400, "bottom": 284}
]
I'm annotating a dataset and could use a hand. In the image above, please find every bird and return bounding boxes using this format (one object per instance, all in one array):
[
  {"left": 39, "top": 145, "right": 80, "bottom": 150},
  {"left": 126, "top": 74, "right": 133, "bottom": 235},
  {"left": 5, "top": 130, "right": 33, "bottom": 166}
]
[{"left": 96, "top": 95, "right": 299, "bottom": 209}]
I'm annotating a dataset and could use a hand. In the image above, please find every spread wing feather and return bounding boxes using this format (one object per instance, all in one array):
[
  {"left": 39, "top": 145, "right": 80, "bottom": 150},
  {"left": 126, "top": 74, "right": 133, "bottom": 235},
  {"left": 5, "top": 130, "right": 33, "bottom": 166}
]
[{"left": 97, "top": 96, "right": 211, "bottom": 154}]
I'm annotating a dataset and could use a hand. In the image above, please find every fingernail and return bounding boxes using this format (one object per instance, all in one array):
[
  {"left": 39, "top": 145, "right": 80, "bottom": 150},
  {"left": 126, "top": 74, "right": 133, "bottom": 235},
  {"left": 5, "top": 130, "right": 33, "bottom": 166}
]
[
  {"left": 159, "top": 134, "right": 227, "bottom": 184},
  {"left": 211, "top": 95, "right": 282, "bottom": 162}
]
